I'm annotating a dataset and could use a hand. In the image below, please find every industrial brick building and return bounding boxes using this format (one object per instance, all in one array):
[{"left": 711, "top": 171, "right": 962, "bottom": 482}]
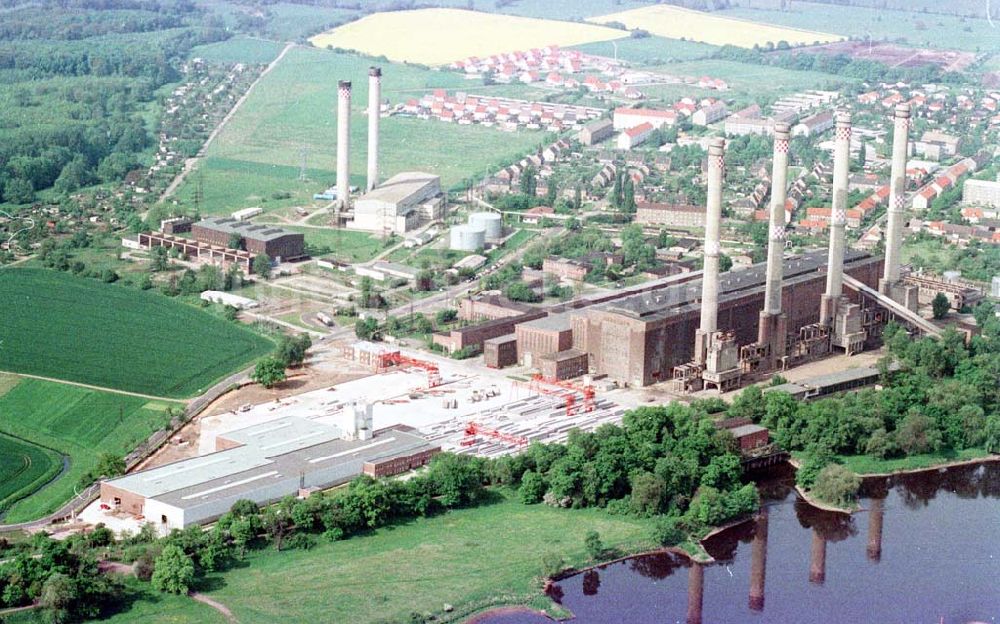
[
  {"left": 539, "top": 348, "right": 589, "bottom": 380},
  {"left": 100, "top": 415, "right": 439, "bottom": 529},
  {"left": 515, "top": 313, "right": 574, "bottom": 366},
  {"left": 484, "top": 334, "right": 518, "bottom": 368},
  {"left": 137, "top": 232, "right": 253, "bottom": 271},
  {"left": 459, "top": 294, "right": 534, "bottom": 322},
  {"left": 542, "top": 257, "right": 590, "bottom": 282},
  {"left": 351, "top": 171, "right": 443, "bottom": 234},
  {"left": 192, "top": 217, "right": 305, "bottom": 261},
  {"left": 433, "top": 310, "right": 546, "bottom": 354},
  {"left": 570, "top": 250, "right": 882, "bottom": 387}
]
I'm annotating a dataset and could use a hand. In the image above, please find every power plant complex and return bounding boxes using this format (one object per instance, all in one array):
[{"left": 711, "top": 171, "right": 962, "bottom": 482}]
[
  {"left": 333, "top": 66, "right": 446, "bottom": 235},
  {"left": 433, "top": 102, "right": 943, "bottom": 391}
]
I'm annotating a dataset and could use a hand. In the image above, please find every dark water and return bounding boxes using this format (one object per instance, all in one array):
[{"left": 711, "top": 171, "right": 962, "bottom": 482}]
[{"left": 483, "top": 462, "right": 1000, "bottom": 624}]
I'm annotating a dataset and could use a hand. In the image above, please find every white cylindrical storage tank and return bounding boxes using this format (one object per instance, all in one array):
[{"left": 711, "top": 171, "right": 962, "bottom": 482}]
[
  {"left": 469, "top": 212, "right": 502, "bottom": 240},
  {"left": 943, "top": 270, "right": 961, "bottom": 284},
  {"left": 450, "top": 225, "right": 486, "bottom": 251}
]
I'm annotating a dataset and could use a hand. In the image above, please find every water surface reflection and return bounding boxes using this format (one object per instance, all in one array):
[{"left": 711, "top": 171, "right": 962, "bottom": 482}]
[{"left": 482, "top": 462, "right": 1000, "bottom": 624}]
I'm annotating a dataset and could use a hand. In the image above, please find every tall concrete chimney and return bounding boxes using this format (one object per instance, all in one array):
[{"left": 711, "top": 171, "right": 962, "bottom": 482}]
[
  {"left": 757, "top": 123, "right": 790, "bottom": 367},
  {"left": 880, "top": 103, "right": 910, "bottom": 294},
  {"left": 821, "top": 111, "right": 852, "bottom": 326},
  {"left": 762, "top": 123, "right": 789, "bottom": 317},
  {"left": 366, "top": 67, "right": 381, "bottom": 192},
  {"left": 695, "top": 138, "right": 725, "bottom": 365},
  {"left": 336, "top": 80, "right": 352, "bottom": 216}
]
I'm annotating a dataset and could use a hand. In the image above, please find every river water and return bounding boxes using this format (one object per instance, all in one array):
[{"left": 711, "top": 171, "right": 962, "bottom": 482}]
[{"left": 481, "top": 462, "right": 1000, "bottom": 624}]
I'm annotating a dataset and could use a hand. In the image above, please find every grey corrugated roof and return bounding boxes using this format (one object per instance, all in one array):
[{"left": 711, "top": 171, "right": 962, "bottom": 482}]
[
  {"left": 195, "top": 217, "right": 299, "bottom": 242},
  {"left": 358, "top": 171, "right": 439, "bottom": 204}
]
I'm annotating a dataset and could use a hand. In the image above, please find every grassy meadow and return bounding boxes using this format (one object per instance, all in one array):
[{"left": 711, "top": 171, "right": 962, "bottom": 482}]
[
  {"left": 0, "top": 377, "right": 182, "bottom": 523},
  {"left": 570, "top": 35, "right": 717, "bottom": 65},
  {"left": 309, "top": 8, "right": 627, "bottom": 65},
  {"left": 191, "top": 36, "right": 286, "bottom": 65},
  {"left": 644, "top": 59, "right": 854, "bottom": 98},
  {"left": 719, "top": 2, "right": 1000, "bottom": 53},
  {"left": 192, "top": 491, "right": 656, "bottom": 624},
  {"left": 174, "top": 46, "right": 551, "bottom": 215},
  {"left": 285, "top": 226, "right": 388, "bottom": 263},
  {"left": 588, "top": 5, "right": 843, "bottom": 49},
  {"left": 0, "top": 269, "right": 273, "bottom": 398}
]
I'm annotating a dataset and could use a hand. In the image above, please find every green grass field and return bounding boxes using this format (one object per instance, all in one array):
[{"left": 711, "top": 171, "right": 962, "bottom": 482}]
[
  {"left": 284, "top": 226, "right": 388, "bottom": 263},
  {"left": 0, "top": 269, "right": 273, "bottom": 398},
  {"left": 191, "top": 490, "right": 655, "bottom": 624},
  {"left": 191, "top": 36, "right": 286, "bottom": 65},
  {"left": 719, "top": 2, "right": 999, "bottom": 53},
  {"left": 0, "top": 378, "right": 182, "bottom": 523},
  {"left": 0, "top": 432, "right": 62, "bottom": 516},
  {"left": 836, "top": 448, "right": 990, "bottom": 475},
  {"left": 571, "top": 35, "right": 717, "bottom": 65},
  {"left": 173, "top": 46, "right": 551, "bottom": 215},
  {"left": 644, "top": 59, "right": 854, "bottom": 97}
]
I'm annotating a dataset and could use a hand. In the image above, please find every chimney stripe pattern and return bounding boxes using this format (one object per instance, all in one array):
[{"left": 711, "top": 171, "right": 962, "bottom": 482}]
[
  {"left": 883, "top": 103, "right": 910, "bottom": 285},
  {"left": 762, "top": 123, "right": 790, "bottom": 317},
  {"left": 824, "top": 111, "right": 852, "bottom": 303},
  {"left": 336, "top": 80, "right": 352, "bottom": 213}
]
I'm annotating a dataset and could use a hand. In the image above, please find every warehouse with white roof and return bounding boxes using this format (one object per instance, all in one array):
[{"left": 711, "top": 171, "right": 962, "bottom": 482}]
[{"left": 100, "top": 412, "right": 439, "bottom": 529}]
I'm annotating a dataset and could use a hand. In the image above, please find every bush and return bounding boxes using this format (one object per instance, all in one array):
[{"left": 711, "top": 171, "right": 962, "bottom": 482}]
[
  {"left": 811, "top": 464, "right": 861, "bottom": 507},
  {"left": 540, "top": 551, "right": 565, "bottom": 578},
  {"left": 519, "top": 470, "right": 546, "bottom": 504},
  {"left": 584, "top": 530, "right": 603, "bottom": 559},
  {"left": 651, "top": 516, "right": 684, "bottom": 546},
  {"left": 134, "top": 553, "right": 155, "bottom": 582}
]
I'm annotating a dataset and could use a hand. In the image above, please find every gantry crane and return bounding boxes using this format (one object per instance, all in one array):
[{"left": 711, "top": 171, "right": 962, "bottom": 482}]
[
  {"left": 375, "top": 351, "right": 442, "bottom": 388},
  {"left": 461, "top": 421, "right": 528, "bottom": 447},
  {"left": 519, "top": 374, "right": 596, "bottom": 417}
]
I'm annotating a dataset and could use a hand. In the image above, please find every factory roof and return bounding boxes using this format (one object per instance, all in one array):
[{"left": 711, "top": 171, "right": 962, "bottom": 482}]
[
  {"left": 601, "top": 249, "right": 872, "bottom": 322},
  {"left": 194, "top": 217, "right": 300, "bottom": 242},
  {"left": 518, "top": 312, "right": 573, "bottom": 333},
  {"left": 105, "top": 416, "right": 435, "bottom": 510},
  {"left": 728, "top": 424, "right": 768, "bottom": 438},
  {"left": 358, "top": 171, "right": 440, "bottom": 205},
  {"left": 539, "top": 348, "right": 587, "bottom": 363},
  {"left": 484, "top": 332, "right": 517, "bottom": 344}
]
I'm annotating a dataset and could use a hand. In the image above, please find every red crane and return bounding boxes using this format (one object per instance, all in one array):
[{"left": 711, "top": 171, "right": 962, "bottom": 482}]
[
  {"left": 375, "top": 351, "right": 442, "bottom": 388},
  {"left": 462, "top": 421, "right": 528, "bottom": 447},
  {"left": 520, "top": 374, "right": 596, "bottom": 417}
]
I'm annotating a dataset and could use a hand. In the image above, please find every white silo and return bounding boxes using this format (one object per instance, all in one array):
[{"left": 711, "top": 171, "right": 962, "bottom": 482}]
[
  {"left": 469, "top": 212, "right": 503, "bottom": 240},
  {"left": 450, "top": 224, "right": 486, "bottom": 251}
]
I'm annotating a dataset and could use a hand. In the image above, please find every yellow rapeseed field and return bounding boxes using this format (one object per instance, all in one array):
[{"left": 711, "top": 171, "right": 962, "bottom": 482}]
[
  {"left": 588, "top": 5, "right": 843, "bottom": 49},
  {"left": 309, "top": 8, "right": 628, "bottom": 66}
]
